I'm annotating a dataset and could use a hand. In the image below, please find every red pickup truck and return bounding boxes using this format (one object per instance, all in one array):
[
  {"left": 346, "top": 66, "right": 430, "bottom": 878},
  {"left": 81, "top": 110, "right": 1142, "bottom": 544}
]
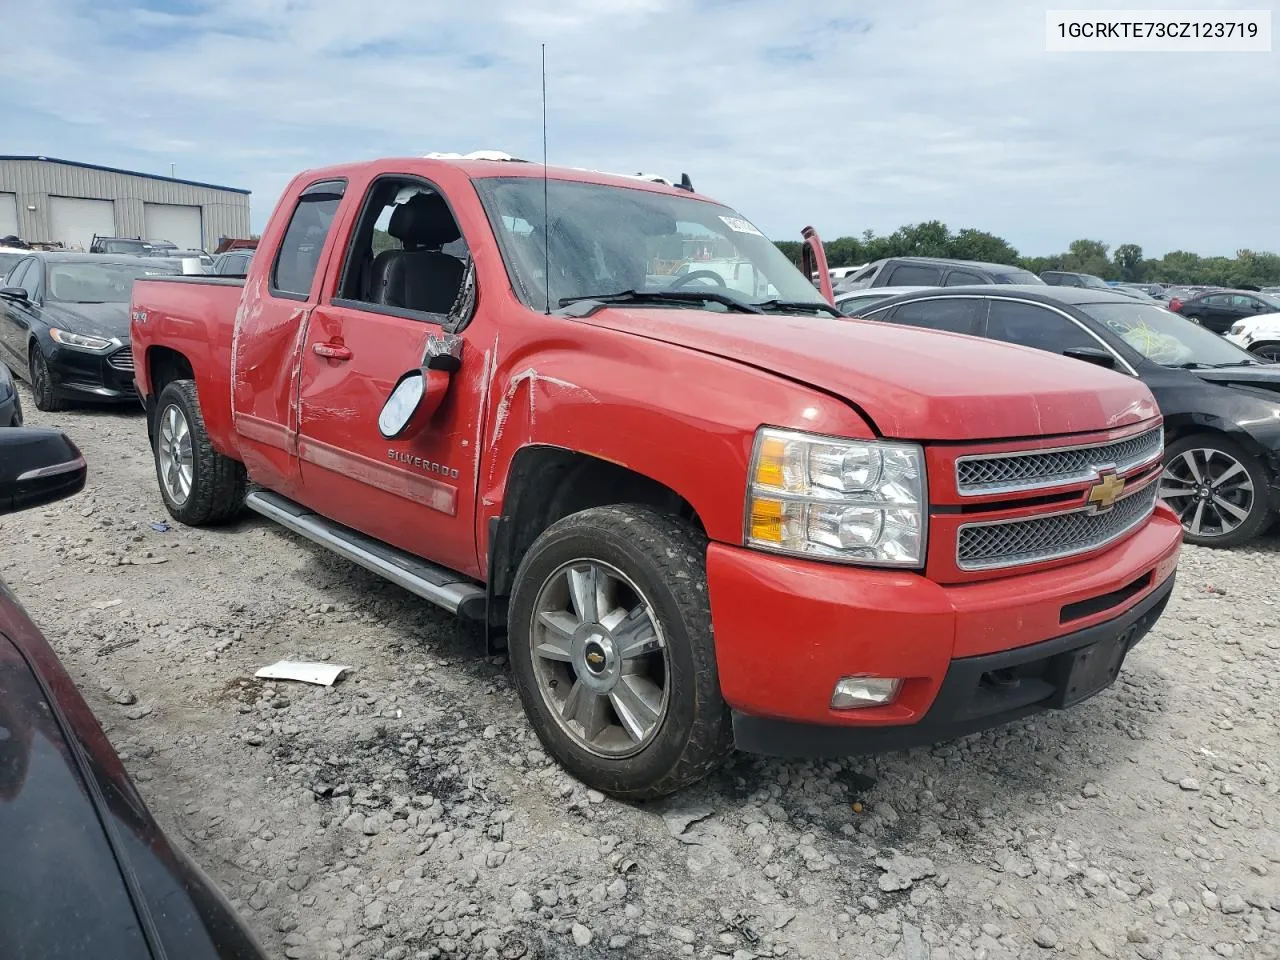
[{"left": 130, "top": 156, "right": 1182, "bottom": 799}]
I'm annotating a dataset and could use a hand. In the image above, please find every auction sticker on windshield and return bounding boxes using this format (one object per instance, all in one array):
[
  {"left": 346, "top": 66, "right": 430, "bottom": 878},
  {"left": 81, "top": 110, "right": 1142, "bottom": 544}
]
[{"left": 719, "top": 215, "right": 765, "bottom": 237}]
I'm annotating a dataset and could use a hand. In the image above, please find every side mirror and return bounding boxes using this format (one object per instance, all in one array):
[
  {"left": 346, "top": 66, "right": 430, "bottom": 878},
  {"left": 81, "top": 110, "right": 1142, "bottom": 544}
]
[
  {"left": 378, "top": 334, "right": 463, "bottom": 440},
  {"left": 0, "top": 287, "right": 28, "bottom": 301},
  {"left": 1063, "top": 346, "right": 1116, "bottom": 369},
  {"left": 0, "top": 428, "right": 87, "bottom": 515}
]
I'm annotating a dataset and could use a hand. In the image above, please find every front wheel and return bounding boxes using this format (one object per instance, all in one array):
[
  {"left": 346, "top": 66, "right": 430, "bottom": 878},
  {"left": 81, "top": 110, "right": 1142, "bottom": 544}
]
[
  {"left": 153, "top": 379, "right": 247, "bottom": 526},
  {"left": 508, "top": 505, "right": 732, "bottom": 800},
  {"left": 1159, "top": 434, "right": 1272, "bottom": 547},
  {"left": 29, "top": 348, "right": 66, "bottom": 412}
]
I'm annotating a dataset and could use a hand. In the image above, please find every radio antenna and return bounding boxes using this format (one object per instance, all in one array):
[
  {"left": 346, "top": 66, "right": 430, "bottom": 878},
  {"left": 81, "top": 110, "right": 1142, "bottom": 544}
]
[{"left": 541, "top": 42, "right": 551, "bottom": 315}]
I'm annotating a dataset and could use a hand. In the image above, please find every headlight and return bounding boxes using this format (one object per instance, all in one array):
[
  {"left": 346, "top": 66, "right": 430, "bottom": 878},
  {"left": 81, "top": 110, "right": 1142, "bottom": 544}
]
[
  {"left": 745, "top": 427, "right": 926, "bottom": 567},
  {"left": 49, "top": 328, "right": 115, "bottom": 351}
]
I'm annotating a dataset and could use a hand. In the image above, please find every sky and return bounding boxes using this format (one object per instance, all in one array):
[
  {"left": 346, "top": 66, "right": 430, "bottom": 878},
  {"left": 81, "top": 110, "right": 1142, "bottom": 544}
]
[{"left": 1, "top": 0, "right": 1277, "bottom": 258}]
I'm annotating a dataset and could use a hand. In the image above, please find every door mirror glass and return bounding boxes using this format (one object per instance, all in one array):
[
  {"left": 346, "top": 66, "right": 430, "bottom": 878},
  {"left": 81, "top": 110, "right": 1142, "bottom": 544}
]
[
  {"left": 0, "top": 428, "right": 88, "bottom": 515},
  {"left": 0, "top": 287, "right": 28, "bottom": 301},
  {"left": 1063, "top": 346, "right": 1117, "bottom": 368},
  {"left": 378, "top": 371, "right": 426, "bottom": 439}
]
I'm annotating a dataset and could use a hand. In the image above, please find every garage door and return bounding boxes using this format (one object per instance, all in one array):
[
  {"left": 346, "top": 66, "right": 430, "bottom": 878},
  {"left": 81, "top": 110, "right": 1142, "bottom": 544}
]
[
  {"left": 49, "top": 196, "right": 117, "bottom": 251},
  {"left": 144, "top": 203, "right": 203, "bottom": 250},
  {"left": 0, "top": 193, "right": 17, "bottom": 237}
]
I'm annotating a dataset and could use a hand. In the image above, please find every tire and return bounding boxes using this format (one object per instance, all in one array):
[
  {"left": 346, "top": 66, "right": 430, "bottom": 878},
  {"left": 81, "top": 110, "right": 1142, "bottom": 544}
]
[
  {"left": 29, "top": 347, "right": 67, "bottom": 412},
  {"left": 9, "top": 386, "right": 22, "bottom": 427},
  {"left": 507, "top": 505, "right": 732, "bottom": 800},
  {"left": 1159, "top": 433, "right": 1273, "bottom": 548},
  {"left": 1248, "top": 341, "right": 1280, "bottom": 363},
  {"left": 153, "top": 379, "right": 247, "bottom": 525}
]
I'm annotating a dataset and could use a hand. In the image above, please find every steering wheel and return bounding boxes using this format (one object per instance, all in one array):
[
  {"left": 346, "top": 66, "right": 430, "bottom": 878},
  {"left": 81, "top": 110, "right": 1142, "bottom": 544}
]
[{"left": 668, "top": 269, "right": 727, "bottom": 290}]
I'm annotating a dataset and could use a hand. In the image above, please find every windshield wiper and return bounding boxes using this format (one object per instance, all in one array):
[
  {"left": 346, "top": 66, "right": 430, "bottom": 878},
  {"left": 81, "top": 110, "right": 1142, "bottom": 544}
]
[
  {"left": 1176, "top": 360, "right": 1261, "bottom": 369},
  {"left": 559, "top": 289, "right": 763, "bottom": 315},
  {"left": 754, "top": 298, "right": 841, "bottom": 317}
]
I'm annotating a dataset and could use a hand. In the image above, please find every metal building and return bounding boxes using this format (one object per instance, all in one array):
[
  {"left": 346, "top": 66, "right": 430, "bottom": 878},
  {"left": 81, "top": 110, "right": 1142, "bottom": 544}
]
[{"left": 0, "top": 156, "right": 251, "bottom": 252}]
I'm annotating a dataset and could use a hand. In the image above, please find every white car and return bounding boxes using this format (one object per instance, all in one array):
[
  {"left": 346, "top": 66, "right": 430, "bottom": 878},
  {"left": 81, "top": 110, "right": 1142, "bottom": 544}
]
[{"left": 1225, "top": 314, "right": 1280, "bottom": 362}]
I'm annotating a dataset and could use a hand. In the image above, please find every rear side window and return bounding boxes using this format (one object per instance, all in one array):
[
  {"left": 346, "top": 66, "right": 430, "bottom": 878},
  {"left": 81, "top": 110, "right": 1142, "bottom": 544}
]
[
  {"left": 984, "top": 300, "right": 1098, "bottom": 354},
  {"left": 944, "top": 270, "right": 984, "bottom": 286},
  {"left": 884, "top": 264, "right": 943, "bottom": 286},
  {"left": 883, "top": 297, "right": 982, "bottom": 334},
  {"left": 271, "top": 180, "right": 345, "bottom": 298}
]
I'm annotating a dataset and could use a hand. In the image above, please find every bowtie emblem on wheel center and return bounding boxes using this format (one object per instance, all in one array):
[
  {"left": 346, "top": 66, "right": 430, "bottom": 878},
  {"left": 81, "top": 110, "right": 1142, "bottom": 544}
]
[{"left": 583, "top": 639, "right": 608, "bottom": 673}]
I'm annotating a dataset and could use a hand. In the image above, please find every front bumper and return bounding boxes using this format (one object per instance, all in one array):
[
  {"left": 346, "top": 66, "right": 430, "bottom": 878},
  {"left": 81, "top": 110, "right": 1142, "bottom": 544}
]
[
  {"left": 46, "top": 342, "right": 137, "bottom": 403},
  {"left": 707, "top": 505, "right": 1182, "bottom": 755}
]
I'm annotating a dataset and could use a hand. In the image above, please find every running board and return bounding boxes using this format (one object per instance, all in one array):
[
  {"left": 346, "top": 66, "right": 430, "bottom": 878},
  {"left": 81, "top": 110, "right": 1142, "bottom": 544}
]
[{"left": 244, "top": 490, "right": 486, "bottom": 619}]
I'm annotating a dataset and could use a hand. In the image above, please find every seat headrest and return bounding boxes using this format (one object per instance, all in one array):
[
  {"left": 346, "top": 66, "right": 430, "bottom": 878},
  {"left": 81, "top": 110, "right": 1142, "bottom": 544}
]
[{"left": 388, "top": 192, "right": 461, "bottom": 248}]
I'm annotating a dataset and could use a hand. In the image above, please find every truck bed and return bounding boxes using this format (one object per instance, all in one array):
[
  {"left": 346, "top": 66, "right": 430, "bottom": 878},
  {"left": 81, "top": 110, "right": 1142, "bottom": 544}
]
[{"left": 131, "top": 276, "right": 246, "bottom": 459}]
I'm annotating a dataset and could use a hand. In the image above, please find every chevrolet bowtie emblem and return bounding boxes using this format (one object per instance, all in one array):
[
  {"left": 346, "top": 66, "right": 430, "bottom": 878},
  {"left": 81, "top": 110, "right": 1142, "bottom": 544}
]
[
  {"left": 586, "top": 651, "right": 605, "bottom": 666},
  {"left": 1087, "top": 471, "right": 1126, "bottom": 513}
]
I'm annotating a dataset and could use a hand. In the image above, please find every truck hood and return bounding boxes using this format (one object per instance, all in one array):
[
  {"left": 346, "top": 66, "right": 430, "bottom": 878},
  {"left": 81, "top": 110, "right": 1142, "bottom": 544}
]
[{"left": 577, "top": 308, "right": 1158, "bottom": 441}]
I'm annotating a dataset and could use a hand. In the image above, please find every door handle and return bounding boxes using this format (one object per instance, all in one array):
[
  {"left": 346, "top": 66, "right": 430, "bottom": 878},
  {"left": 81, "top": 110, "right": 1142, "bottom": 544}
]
[{"left": 313, "top": 342, "right": 352, "bottom": 361}]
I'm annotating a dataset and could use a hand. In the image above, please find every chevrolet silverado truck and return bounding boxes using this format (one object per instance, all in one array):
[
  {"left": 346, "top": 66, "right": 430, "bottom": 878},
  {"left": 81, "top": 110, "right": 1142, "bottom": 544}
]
[{"left": 130, "top": 155, "right": 1182, "bottom": 799}]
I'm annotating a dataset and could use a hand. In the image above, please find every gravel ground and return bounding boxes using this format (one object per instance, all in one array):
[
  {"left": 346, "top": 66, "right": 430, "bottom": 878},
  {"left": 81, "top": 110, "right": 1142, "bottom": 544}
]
[{"left": 4, "top": 386, "right": 1278, "bottom": 960}]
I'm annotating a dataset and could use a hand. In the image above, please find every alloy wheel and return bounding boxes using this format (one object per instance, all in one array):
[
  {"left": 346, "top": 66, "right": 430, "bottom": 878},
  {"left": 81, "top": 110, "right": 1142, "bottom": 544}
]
[
  {"left": 157, "top": 403, "right": 194, "bottom": 505},
  {"left": 529, "top": 559, "right": 669, "bottom": 759},
  {"left": 1159, "top": 447, "right": 1255, "bottom": 539}
]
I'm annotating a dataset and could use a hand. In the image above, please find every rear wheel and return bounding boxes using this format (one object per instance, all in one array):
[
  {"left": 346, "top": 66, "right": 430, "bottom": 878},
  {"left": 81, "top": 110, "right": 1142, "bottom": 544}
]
[
  {"left": 508, "top": 505, "right": 732, "bottom": 800},
  {"left": 153, "top": 379, "right": 247, "bottom": 525},
  {"left": 1159, "top": 434, "right": 1272, "bottom": 547},
  {"left": 29, "top": 347, "right": 66, "bottom": 412}
]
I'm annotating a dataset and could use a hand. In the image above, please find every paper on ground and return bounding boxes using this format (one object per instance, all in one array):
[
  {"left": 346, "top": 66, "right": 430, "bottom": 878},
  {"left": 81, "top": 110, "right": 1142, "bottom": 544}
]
[{"left": 255, "top": 660, "right": 351, "bottom": 686}]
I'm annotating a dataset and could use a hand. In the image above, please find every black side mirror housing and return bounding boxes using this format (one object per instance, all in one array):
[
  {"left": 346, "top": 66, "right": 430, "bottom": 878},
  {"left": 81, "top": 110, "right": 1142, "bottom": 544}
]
[
  {"left": 0, "top": 287, "right": 28, "bottom": 301},
  {"left": 1063, "top": 346, "right": 1117, "bottom": 369},
  {"left": 0, "top": 428, "right": 87, "bottom": 515}
]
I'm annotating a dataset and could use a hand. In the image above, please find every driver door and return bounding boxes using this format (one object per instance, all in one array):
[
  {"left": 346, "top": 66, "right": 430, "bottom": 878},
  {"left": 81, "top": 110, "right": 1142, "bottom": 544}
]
[{"left": 295, "top": 173, "right": 494, "bottom": 580}]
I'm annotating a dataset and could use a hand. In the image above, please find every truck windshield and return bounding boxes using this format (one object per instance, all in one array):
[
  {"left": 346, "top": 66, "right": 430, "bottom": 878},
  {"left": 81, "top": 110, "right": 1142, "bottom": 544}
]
[
  {"left": 1078, "top": 301, "right": 1262, "bottom": 367},
  {"left": 473, "top": 177, "right": 828, "bottom": 314}
]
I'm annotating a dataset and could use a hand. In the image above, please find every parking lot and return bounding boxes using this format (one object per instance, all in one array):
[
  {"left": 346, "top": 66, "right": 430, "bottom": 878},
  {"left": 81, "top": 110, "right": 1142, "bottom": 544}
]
[{"left": 3, "top": 384, "right": 1277, "bottom": 960}]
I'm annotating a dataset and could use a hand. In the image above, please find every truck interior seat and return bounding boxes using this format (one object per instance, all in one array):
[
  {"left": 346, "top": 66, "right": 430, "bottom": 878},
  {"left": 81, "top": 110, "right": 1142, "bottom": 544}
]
[{"left": 369, "top": 192, "right": 465, "bottom": 314}]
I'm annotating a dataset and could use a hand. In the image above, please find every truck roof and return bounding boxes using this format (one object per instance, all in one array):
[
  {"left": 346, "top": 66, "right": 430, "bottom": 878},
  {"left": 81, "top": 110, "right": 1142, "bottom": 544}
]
[{"left": 291, "top": 155, "right": 713, "bottom": 202}]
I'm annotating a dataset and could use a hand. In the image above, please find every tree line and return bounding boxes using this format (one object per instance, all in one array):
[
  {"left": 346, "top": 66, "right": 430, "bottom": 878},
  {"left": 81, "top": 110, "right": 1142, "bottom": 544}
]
[{"left": 774, "top": 221, "right": 1280, "bottom": 288}]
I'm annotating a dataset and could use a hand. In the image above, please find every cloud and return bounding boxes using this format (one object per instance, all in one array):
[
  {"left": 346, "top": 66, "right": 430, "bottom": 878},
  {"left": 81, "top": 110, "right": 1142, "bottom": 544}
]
[{"left": 2, "top": 0, "right": 1276, "bottom": 257}]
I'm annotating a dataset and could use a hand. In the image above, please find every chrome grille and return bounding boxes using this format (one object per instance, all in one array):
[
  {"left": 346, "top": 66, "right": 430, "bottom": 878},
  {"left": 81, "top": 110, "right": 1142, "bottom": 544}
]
[
  {"left": 107, "top": 350, "right": 134, "bottom": 372},
  {"left": 956, "top": 427, "right": 1163, "bottom": 496},
  {"left": 957, "top": 481, "right": 1158, "bottom": 571}
]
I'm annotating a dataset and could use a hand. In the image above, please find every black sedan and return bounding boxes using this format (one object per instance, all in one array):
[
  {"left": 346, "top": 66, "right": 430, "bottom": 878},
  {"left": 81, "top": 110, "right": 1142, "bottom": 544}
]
[
  {"left": 0, "top": 253, "right": 180, "bottom": 412},
  {"left": 0, "top": 427, "right": 269, "bottom": 959},
  {"left": 857, "top": 285, "right": 1280, "bottom": 547},
  {"left": 1169, "top": 288, "right": 1280, "bottom": 334},
  {"left": 0, "top": 361, "right": 21, "bottom": 426}
]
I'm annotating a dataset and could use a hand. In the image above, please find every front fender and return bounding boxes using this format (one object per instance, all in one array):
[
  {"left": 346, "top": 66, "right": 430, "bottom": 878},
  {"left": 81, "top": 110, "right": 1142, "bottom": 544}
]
[{"left": 476, "top": 343, "right": 872, "bottom": 552}]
